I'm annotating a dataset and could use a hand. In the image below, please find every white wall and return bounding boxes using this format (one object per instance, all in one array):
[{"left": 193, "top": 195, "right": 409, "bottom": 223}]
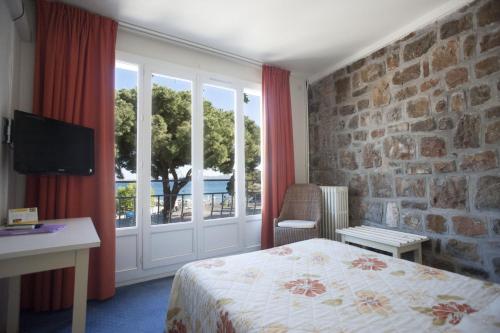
[
  {"left": 0, "top": 0, "right": 16, "bottom": 223},
  {"left": 290, "top": 76, "right": 308, "bottom": 183}
]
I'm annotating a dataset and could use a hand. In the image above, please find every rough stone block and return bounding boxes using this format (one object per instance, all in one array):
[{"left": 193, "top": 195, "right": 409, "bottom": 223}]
[
  {"left": 392, "top": 63, "right": 421, "bottom": 85},
  {"left": 446, "top": 239, "right": 479, "bottom": 261},
  {"left": 401, "top": 201, "right": 428, "bottom": 210},
  {"left": 411, "top": 118, "right": 437, "bottom": 132},
  {"left": 426, "top": 214, "right": 447, "bottom": 234},
  {"left": 452, "top": 216, "right": 487, "bottom": 237},
  {"left": 353, "top": 130, "right": 368, "bottom": 141},
  {"left": 421, "top": 136, "right": 447, "bottom": 157},
  {"left": 485, "top": 106, "right": 500, "bottom": 119},
  {"left": 406, "top": 162, "right": 432, "bottom": 175},
  {"left": 362, "top": 143, "right": 382, "bottom": 168},
  {"left": 454, "top": 115, "right": 480, "bottom": 148},
  {"left": 386, "top": 52, "right": 400, "bottom": 71},
  {"left": 335, "top": 77, "right": 351, "bottom": 103},
  {"left": 339, "top": 104, "right": 356, "bottom": 116},
  {"left": 407, "top": 97, "right": 430, "bottom": 118},
  {"left": 370, "top": 110, "right": 383, "bottom": 126},
  {"left": 361, "top": 63, "right": 385, "bottom": 83},
  {"left": 394, "top": 86, "right": 418, "bottom": 101},
  {"left": 459, "top": 265, "right": 489, "bottom": 280},
  {"left": 352, "top": 86, "right": 367, "bottom": 97},
  {"left": 470, "top": 84, "right": 491, "bottom": 106},
  {"left": 438, "top": 117, "right": 454, "bottom": 130},
  {"left": 445, "top": 67, "right": 468, "bottom": 88},
  {"left": 357, "top": 99, "right": 369, "bottom": 111},
  {"left": 385, "top": 106, "right": 402, "bottom": 123},
  {"left": 440, "top": 14, "right": 472, "bottom": 39},
  {"left": 431, "top": 176, "right": 467, "bottom": 209},
  {"left": 348, "top": 115, "right": 359, "bottom": 129},
  {"left": 475, "top": 56, "right": 500, "bottom": 78},
  {"left": 347, "top": 58, "right": 366, "bottom": 73},
  {"left": 434, "top": 160, "right": 457, "bottom": 173},
  {"left": 435, "top": 100, "right": 447, "bottom": 113},
  {"left": 385, "top": 202, "right": 399, "bottom": 227},
  {"left": 460, "top": 150, "right": 497, "bottom": 172},
  {"left": 476, "top": 176, "right": 500, "bottom": 210},
  {"left": 371, "top": 128, "right": 385, "bottom": 139},
  {"left": 477, "top": 0, "right": 500, "bottom": 27},
  {"left": 403, "top": 31, "right": 436, "bottom": 61},
  {"left": 431, "top": 39, "right": 458, "bottom": 72},
  {"left": 337, "top": 133, "right": 352, "bottom": 148},
  {"left": 402, "top": 213, "right": 423, "bottom": 231},
  {"left": 370, "top": 173, "right": 394, "bottom": 198},
  {"left": 371, "top": 48, "right": 386, "bottom": 59},
  {"left": 420, "top": 78, "right": 439, "bottom": 92},
  {"left": 349, "top": 174, "right": 369, "bottom": 197},
  {"left": 480, "top": 30, "right": 500, "bottom": 52},
  {"left": 396, "top": 177, "right": 426, "bottom": 197},
  {"left": 339, "top": 150, "right": 358, "bottom": 170},
  {"left": 383, "top": 135, "right": 416, "bottom": 159},
  {"left": 387, "top": 122, "right": 409, "bottom": 133},
  {"left": 485, "top": 120, "right": 500, "bottom": 144},
  {"left": 372, "top": 79, "right": 391, "bottom": 107},
  {"left": 463, "top": 34, "right": 476, "bottom": 59},
  {"left": 450, "top": 91, "right": 466, "bottom": 112}
]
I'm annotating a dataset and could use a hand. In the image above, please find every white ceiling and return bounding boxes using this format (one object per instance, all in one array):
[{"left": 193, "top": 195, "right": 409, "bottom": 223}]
[{"left": 62, "top": 0, "right": 471, "bottom": 79}]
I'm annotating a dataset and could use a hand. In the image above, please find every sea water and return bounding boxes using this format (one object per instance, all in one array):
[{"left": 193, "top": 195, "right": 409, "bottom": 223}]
[{"left": 116, "top": 179, "right": 230, "bottom": 195}]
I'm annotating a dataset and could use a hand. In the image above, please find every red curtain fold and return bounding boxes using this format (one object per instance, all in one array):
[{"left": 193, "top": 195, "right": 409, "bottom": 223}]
[
  {"left": 261, "top": 65, "right": 296, "bottom": 249},
  {"left": 21, "top": 0, "right": 118, "bottom": 311}
]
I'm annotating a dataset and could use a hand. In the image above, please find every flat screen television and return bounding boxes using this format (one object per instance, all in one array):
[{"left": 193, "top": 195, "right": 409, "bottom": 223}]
[{"left": 13, "top": 110, "right": 95, "bottom": 175}]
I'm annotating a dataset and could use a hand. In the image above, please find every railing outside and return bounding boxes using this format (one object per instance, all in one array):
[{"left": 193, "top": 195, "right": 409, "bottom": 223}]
[{"left": 115, "top": 179, "right": 261, "bottom": 228}]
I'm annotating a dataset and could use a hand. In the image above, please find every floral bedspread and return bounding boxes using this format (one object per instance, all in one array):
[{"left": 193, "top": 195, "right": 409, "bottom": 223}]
[{"left": 166, "top": 238, "right": 500, "bottom": 333}]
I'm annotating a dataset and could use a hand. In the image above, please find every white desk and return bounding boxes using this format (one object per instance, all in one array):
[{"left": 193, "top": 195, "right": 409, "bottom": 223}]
[{"left": 0, "top": 217, "right": 100, "bottom": 333}]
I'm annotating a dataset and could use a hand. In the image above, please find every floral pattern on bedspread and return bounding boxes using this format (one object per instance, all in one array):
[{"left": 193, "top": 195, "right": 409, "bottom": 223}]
[{"left": 166, "top": 239, "right": 500, "bottom": 333}]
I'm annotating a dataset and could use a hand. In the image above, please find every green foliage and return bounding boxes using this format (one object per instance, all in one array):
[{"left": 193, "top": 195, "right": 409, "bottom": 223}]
[
  {"left": 116, "top": 183, "right": 155, "bottom": 212},
  {"left": 115, "top": 89, "right": 137, "bottom": 178},
  {"left": 115, "top": 84, "right": 261, "bottom": 214}
]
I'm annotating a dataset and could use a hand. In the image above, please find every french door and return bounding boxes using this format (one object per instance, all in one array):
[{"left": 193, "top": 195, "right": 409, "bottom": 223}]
[{"left": 114, "top": 52, "right": 262, "bottom": 283}]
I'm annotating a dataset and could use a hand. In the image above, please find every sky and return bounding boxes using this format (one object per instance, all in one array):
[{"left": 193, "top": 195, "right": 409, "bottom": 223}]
[{"left": 115, "top": 63, "right": 261, "bottom": 180}]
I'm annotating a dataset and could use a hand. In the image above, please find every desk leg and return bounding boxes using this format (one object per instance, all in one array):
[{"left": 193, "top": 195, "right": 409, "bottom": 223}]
[
  {"left": 72, "top": 249, "right": 89, "bottom": 333},
  {"left": 5, "top": 276, "right": 20, "bottom": 333}
]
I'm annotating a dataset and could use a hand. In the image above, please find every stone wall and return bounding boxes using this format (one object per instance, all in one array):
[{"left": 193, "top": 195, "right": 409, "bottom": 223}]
[{"left": 308, "top": 0, "right": 500, "bottom": 282}]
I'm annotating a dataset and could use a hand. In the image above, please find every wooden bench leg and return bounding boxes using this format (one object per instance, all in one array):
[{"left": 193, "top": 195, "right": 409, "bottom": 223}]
[
  {"left": 392, "top": 249, "right": 401, "bottom": 259},
  {"left": 415, "top": 247, "right": 422, "bottom": 264}
]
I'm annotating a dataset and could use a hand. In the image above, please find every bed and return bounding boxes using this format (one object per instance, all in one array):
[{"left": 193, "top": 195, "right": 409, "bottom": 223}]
[{"left": 166, "top": 238, "right": 500, "bottom": 332}]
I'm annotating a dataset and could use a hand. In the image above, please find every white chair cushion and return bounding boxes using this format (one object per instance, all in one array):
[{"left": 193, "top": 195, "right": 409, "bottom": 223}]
[{"left": 277, "top": 220, "right": 316, "bottom": 229}]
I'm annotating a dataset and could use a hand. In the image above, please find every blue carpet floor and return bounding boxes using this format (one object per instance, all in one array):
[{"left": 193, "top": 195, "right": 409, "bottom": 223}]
[{"left": 20, "top": 277, "right": 173, "bottom": 333}]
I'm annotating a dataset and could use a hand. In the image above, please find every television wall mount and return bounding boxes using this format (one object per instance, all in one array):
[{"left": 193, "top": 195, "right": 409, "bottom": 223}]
[{"left": 2, "top": 117, "right": 13, "bottom": 145}]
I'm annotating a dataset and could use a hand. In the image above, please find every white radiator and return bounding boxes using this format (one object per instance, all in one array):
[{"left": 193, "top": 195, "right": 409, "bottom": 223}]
[{"left": 320, "top": 186, "right": 349, "bottom": 241}]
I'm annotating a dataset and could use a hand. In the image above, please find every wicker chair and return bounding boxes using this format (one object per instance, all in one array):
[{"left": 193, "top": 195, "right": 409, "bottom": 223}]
[{"left": 273, "top": 184, "right": 322, "bottom": 247}]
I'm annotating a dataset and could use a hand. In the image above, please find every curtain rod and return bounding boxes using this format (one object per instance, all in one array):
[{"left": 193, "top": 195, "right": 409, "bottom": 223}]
[{"left": 118, "top": 21, "right": 263, "bottom": 69}]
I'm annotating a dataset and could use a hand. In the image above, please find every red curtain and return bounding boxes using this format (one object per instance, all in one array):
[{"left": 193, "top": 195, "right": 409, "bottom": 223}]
[
  {"left": 261, "top": 65, "right": 296, "bottom": 249},
  {"left": 21, "top": 0, "right": 118, "bottom": 311}
]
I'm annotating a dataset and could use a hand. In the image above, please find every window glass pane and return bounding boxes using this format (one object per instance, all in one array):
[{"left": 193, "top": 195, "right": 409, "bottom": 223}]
[
  {"left": 243, "top": 92, "right": 262, "bottom": 216},
  {"left": 203, "top": 84, "right": 236, "bottom": 220},
  {"left": 115, "top": 61, "right": 138, "bottom": 228},
  {"left": 151, "top": 74, "right": 193, "bottom": 224}
]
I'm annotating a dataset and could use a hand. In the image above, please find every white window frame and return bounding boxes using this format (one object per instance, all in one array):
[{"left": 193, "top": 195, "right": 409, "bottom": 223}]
[{"left": 114, "top": 51, "right": 262, "bottom": 283}]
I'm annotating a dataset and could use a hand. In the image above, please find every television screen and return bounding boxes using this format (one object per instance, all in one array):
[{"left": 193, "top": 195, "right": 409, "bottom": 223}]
[{"left": 13, "top": 110, "right": 95, "bottom": 175}]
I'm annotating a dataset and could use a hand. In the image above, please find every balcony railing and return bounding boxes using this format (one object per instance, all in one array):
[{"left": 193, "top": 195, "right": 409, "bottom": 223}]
[{"left": 115, "top": 179, "right": 261, "bottom": 228}]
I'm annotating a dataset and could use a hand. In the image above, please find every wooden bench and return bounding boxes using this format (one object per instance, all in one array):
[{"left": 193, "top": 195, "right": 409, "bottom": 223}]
[{"left": 336, "top": 226, "right": 428, "bottom": 263}]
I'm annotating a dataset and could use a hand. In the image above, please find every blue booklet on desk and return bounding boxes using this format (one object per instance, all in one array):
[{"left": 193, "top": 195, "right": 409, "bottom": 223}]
[{"left": 0, "top": 224, "right": 65, "bottom": 236}]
